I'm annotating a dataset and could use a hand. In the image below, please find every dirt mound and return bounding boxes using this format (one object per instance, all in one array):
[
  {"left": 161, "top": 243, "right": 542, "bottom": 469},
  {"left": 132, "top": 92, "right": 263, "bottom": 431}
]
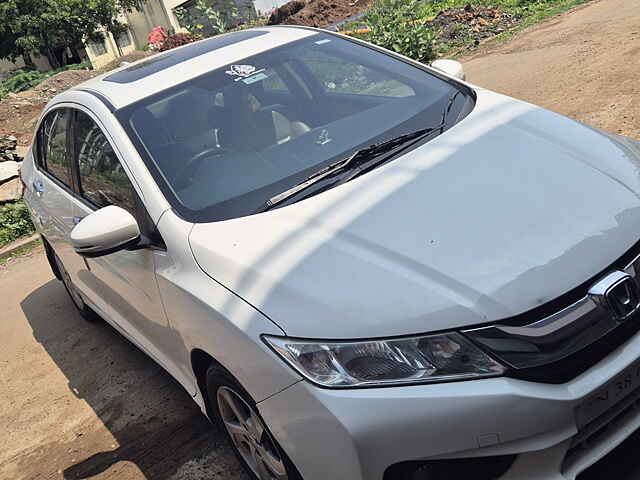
[
  {"left": 279, "top": 0, "right": 369, "bottom": 28},
  {"left": 267, "top": 0, "right": 306, "bottom": 24},
  {"left": 33, "top": 70, "right": 98, "bottom": 98},
  {"left": 0, "top": 51, "right": 154, "bottom": 145},
  {"left": 0, "top": 69, "right": 99, "bottom": 145},
  {"left": 429, "top": 4, "right": 519, "bottom": 49},
  {"left": 99, "top": 50, "right": 154, "bottom": 73}
]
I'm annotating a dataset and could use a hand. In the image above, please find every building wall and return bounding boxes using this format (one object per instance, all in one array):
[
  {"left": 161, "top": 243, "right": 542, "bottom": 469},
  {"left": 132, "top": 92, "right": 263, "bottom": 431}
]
[
  {"left": 125, "top": 0, "right": 178, "bottom": 49},
  {"left": 85, "top": 30, "right": 136, "bottom": 70},
  {"left": 162, "top": 0, "right": 193, "bottom": 32},
  {"left": 252, "top": 0, "right": 289, "bottom": 15}
]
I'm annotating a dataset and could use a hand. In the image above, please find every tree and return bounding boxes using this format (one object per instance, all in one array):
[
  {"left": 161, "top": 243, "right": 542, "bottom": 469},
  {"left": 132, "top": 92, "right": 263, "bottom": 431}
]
[{"left": 0, "top": 0, "right": 144, "bottom": 68}]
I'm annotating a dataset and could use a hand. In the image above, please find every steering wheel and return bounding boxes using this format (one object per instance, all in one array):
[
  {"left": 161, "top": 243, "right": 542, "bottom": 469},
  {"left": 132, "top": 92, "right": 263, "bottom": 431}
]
[{"left": 175, "top": 146, "right": 227, "bottom": 189}]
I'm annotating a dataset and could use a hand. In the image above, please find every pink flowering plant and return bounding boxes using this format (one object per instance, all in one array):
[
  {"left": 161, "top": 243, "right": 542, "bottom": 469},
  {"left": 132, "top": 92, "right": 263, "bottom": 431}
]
[{"left": 147, "top": 26, "right": 168, "bottom": 50}]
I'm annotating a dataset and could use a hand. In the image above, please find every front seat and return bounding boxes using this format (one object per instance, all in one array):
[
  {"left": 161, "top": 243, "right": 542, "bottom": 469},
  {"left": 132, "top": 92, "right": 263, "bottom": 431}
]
[
  {"left": 227, "top": 89, "right": 310, "bottom": 150},
  {"left": 129, "top": 107, "right": 195, "bottom": 182},
  {"left": 164, "top": 88, "right": 217, "bottom": 152}
]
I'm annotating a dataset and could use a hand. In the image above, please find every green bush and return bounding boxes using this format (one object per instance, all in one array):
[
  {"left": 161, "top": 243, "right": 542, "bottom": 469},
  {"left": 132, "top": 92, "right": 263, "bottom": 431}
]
[
  {"left": 3, "top": 70, "right": 47, "bottom": 93},
  {"left": 0, "top": 201, "right": 35, "bottom": 247},
  {"left": 363, "top": 0, "right": 439, "bottom": 63}
]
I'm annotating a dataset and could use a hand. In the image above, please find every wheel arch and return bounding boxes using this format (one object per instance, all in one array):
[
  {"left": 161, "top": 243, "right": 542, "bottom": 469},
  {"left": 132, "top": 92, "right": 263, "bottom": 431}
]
[
  {"left": 41, "top": 235, "right": 62, "bottom": 280},
  {"left": 190, "top": 347, "right": 236, "bottom": 421}
]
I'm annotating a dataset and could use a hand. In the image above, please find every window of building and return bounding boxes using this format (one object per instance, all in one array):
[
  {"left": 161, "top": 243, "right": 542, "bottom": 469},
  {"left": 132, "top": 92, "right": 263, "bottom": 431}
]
[
  {"left": 116, "top": 31, "right": 132, "bottom": 50},
  {"left": 88, "top": 40, "right": 107, "bottom": 57}
]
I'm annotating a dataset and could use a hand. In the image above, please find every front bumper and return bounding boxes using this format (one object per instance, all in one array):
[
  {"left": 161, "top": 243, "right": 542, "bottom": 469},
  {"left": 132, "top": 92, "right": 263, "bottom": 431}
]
[{"left": 258, "top": 329, "right": 640, "bottom": 480}]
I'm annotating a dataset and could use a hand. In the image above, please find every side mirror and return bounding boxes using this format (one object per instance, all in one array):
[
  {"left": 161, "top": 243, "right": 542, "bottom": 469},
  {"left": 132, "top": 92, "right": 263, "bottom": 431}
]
[
  {"left": 71, "top": 205, "right": 141, "bottom": 257},
  {"left": 431, "top": 59, "right": 466, "bottom": 81}
]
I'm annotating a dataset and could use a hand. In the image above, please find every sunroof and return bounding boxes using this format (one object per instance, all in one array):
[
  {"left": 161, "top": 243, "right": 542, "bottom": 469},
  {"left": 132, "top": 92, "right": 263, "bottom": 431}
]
[{"left": 104, "top": 30, "right": 269, "bottom": 84}]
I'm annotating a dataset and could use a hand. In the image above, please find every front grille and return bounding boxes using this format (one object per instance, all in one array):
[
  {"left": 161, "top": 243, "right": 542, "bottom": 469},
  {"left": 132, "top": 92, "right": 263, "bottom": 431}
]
[
  {"left": 506, "top": 311, "right": 640, "bottom": 384},
  {"left": 465, "top": 237, "right": 640, "bottom": 384}
]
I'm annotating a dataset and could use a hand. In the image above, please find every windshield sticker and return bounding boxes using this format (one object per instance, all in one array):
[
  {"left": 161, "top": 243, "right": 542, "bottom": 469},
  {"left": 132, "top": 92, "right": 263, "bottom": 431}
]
[
  {"left": 314, "top": 39, "right": 331, "bottom": 45},
  {"left": 226, "top": 64, "right": 257, "bottom": 78},
  {"left": 226, "top": 64, "right": 267, "bottom": 83},
  {"left": 316, "top": 129, "right": 332, "bottom": 145},
  {"left": 241, "top": 72, "right": 268, "bottom": 85}
]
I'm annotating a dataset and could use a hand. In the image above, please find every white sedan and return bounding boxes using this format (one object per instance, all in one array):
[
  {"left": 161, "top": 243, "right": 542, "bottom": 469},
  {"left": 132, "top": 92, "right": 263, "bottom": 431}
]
[{"left": 22, "top": 26, "right": 640, "bottom": 480}]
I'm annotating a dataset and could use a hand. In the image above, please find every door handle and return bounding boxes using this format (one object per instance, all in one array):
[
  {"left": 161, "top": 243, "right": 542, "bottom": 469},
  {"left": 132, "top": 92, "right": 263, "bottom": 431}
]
[{"left": 33, "top": 180, "right": 44, "bottom": 195}]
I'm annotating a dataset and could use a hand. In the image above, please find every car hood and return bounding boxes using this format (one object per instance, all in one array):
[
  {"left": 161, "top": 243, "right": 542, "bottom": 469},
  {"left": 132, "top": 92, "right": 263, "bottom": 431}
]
[{"left": 189, "top": 89, "right": 640, "bottom": 339}]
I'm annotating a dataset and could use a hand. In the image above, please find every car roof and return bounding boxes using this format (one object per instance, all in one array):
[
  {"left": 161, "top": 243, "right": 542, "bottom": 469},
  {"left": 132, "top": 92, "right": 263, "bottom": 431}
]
[{"left": 70, "top": 26, "right": 319, "bottom": 111}]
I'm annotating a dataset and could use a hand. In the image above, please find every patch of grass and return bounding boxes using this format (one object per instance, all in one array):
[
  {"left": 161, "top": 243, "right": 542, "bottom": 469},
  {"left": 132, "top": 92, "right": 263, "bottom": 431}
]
[
  {"left": 448, "top": 0, "right": 594, "bottom": 54},
  {"left": 517, "top": 0, "right": 593, "bottom": 27},
  {"left": 413, "top": 0, "right": 587, "bottom": 18},
  {"left": 350, "top": 0, "right": 595, "bottom": 59},
  {"left": 0, "top": 238, "right": 41, "bottom": 266},
  {"left": 0, "top": 200, "right": 36, "bottom": 248}
]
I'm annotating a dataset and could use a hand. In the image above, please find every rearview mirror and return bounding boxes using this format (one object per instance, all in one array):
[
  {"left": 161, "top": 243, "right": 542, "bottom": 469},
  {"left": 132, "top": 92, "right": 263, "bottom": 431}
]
[
  {"left": 431, "top": 59, "right": 466, "bottom": 81},
  {"left": 71, "top": 205, "right": 141, "bottom": 257}
]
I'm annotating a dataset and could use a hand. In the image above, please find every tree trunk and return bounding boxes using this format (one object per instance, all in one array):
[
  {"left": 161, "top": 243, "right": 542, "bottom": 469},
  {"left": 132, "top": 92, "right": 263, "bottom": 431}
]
[
  {"left": 22, "top": 54, "right": 36, "bottom": 70},
  {"left": 43, "top": 42, "right": 61, "bottom": 69},
  {"left": 60, "top": 47, "right": 70, "bottom": 67}
]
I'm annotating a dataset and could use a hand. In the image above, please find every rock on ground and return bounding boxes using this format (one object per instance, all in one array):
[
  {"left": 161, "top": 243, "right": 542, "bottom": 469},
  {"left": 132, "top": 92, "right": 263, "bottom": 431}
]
[
  {"left": 0, "top": 134, "right": 21, "bottom": 162},
  {"left": 0, "top": 177, "right": 23, "bottom": 203},
  {"left": 0, "top": 160, "right": 20, "bottom": 183}
]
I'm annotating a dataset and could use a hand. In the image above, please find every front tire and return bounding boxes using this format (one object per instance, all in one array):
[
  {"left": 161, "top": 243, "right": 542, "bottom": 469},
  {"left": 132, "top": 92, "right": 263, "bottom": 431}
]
[{"left": 206, "top": 366, "right": 301, "bottom": 480}]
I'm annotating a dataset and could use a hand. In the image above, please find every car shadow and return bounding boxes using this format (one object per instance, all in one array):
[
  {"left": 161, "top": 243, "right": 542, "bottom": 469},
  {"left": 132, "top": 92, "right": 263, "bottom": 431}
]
[{"left": 20, "top": 278, "right": 247, "bottom": 480}]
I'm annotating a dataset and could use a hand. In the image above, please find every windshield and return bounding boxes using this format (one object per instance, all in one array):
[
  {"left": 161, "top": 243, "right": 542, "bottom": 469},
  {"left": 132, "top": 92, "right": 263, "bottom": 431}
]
[{"left": 117, "top": 32, "right": 474, "bottom": 222}]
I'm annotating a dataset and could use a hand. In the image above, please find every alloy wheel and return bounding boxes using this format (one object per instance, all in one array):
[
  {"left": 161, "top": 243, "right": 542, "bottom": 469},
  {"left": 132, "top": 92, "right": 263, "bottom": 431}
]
[{"left": 217, "top": 386, "right": 288, "bottom": 480}]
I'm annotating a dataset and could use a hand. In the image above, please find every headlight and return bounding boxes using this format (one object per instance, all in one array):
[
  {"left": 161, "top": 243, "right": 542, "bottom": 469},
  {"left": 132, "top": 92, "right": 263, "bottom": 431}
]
[{"left": 264, "top": 332, "right": 505, "bottom": 388}]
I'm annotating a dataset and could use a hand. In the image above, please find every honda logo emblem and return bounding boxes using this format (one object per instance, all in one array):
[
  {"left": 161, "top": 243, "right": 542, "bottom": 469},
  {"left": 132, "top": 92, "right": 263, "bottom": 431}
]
[{"left": 589, "top": 271, "right": 640, "bottom": 321}]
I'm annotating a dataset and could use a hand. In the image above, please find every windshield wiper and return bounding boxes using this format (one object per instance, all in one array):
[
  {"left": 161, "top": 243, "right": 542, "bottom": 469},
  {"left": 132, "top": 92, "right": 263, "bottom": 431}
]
[
  {"left": 257, "top": 91, "right": 464, "bottom": 213},
  {"left": 256, "top": 127, "right": 440, "bottom": 213},
  {"left": 440, "top": 90, "right": 462, "bottom": 132}
]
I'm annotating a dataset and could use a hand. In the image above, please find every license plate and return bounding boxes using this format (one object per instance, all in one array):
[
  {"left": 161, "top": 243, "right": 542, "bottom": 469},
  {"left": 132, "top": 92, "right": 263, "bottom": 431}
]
[{"left": 575, "top": 358, "right": 640, "bottom": 429}]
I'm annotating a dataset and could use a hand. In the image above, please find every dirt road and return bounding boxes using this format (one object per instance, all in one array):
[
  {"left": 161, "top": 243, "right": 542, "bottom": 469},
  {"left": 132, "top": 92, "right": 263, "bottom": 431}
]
[
  {"left": 2, "top": 0, "right": 640, "bottom": 479},
  {"left": 0, "top": 248, "right": 248, "bottom": 480},
  {"left": 462, "top": 0, "right": 639, "bottom": 140}
]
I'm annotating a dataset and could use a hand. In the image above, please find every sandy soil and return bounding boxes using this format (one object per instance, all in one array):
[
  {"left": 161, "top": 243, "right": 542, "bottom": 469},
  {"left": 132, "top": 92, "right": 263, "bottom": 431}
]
[{"left": 2, "top": 1, "right": 640, "bottom": 479}]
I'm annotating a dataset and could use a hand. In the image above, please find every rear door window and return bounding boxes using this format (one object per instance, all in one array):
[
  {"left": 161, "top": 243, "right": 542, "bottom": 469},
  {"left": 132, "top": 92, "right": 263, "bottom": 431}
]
[
  {"left": 73, "top": 110, "right": 136, "bottom": 212},
  {"left": 40, "top": 109, "right": 73, "bottom": 187}
]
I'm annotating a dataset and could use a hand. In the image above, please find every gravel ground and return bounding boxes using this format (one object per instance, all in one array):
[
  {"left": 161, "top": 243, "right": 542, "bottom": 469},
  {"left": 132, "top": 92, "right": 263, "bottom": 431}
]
[{"left": 2, "top": 0, "right": 640, "bottom": 478}]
